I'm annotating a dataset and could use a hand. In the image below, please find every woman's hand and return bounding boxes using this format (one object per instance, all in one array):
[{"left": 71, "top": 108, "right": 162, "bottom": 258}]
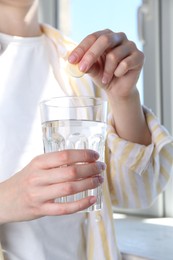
[
  {"left": 68, "top": 29, "right": 144, "bottom": 98},
  {"left": 0, "top": 149, "right": 105, "bottom": 224},
  {"left": 68, "top": 29, "right": 151, "bottom": 145}
]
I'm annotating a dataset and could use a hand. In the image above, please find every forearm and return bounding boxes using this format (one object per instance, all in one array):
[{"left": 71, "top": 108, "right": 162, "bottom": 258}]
[{"left": 107, "top": 88, "right": 151, "bottom": 145}]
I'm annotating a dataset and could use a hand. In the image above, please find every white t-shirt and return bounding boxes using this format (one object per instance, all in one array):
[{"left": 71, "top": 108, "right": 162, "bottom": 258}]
[{"left": 0, "top": 33, "right": 87, "bottom": 260}]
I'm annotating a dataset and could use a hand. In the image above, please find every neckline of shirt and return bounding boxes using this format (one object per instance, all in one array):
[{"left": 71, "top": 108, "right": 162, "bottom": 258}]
[{"left": 0, "top": 32, "right": 45, "bottom": 45}]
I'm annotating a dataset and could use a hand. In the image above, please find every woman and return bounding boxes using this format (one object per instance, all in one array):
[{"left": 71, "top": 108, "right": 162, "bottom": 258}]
[{"left": 0, "top": 0, "right": 172, "bottom": 259}]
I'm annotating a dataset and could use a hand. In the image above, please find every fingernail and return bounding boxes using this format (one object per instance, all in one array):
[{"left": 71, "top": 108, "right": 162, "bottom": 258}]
[
  {"left": 97, "top": 161, "right": 106, "bottom": 171},
  {"left": 93, "top": 175, "right": 104, "bottom": 185},
  {"left": 102, "top": 75, "right": 109, "bottom": 85},
  {"left": 79, "top": 62, "right": 88, "bottom": 72},
  {"left": 98, "top": 175, "right": 104, "bottom": 184},
  {"left": 68, "top": 54, "right": 78, "bottom": 63},
  {"left": 92, "top": 151, "right": 100, "bottom": 160},
  {"left": 90, "top": 196, "right": 96, "bottom": 204}
]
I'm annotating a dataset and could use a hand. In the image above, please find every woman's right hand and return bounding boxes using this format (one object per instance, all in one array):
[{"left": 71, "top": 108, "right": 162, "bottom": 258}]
[{"left": 0, "top": 149, "right": 105, "bottom": 224}]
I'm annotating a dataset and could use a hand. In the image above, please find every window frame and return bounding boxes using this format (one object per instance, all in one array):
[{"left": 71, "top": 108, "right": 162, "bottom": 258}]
[{"left": 160, "top": 0, "right": 173, "bottom": 217}]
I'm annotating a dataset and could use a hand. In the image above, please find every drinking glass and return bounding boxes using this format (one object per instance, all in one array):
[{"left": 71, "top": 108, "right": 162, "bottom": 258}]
[{"left": 40, "top": 96, "right": 107, "bottom": 212}]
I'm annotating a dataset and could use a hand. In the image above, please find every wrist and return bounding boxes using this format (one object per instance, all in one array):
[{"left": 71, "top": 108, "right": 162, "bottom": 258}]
[{"left": 107, "top": 87, "right": 140, "bottom": 109}]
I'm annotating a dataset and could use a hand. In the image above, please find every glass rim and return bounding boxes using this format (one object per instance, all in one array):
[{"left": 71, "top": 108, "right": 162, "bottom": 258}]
[{"left": 39, "top": 96, "right": 107, "bottom": 108}]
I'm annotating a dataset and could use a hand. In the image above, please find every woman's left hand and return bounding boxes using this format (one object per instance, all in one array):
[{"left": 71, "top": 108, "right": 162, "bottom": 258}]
[
  {"left": 68, "top": 29, "right": 144, "bottom": 98},
  {"left": 68, "top": 29, "right": 151, "bottom": 146}
]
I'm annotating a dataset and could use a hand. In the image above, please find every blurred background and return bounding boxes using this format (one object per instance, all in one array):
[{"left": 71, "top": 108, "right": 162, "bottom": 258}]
[{"left": 39, "top": 0, "right": 173, "bottom": 219}]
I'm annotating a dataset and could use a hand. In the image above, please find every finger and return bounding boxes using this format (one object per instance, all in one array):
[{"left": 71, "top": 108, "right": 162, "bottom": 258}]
[
  {"left": 41, "top": 196, "right": 97, "bottom": 216},
  {"left": 68, "top": 30, "right": 125, "bottom": 67},
  {"left": 44, "top": 161, "right": 106, "bottom": 184},
  {"left": 40, "top": 175, "right": 104, "bottom": 201},
  {"left": 68, "top": 29, "right": 111, "bottom": 63},
  {"left": 32, "top": 149, "right": 99, "bottom": 169},
  {"left": 78, "top": 32, "right": 126, "bottom": 73},
  {"left": 114, "top": 50, "right": 144, "bottom": 78},
  {"left": 101, "top": 43, "right": 132, "bottom": 84}
]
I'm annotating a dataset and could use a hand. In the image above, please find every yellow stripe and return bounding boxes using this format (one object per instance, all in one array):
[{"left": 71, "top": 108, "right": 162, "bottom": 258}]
[
  {"left": 41, "top": 24, "right": 76, "bottom": 52},
  {"left": 119, "top": 143, "right": 136, "bottom": 163},
  {"left": 110, "top": 138, "right": 122, "bottom": 153},
  {"left": 87, "top": 222, "right": 95, "bottom": 260},
  {"left": 0, "top": 244, "right": 4, "bottom": 260},
  {"left": 106, "top": 143, "right": 119, "bottom": 206},
  {"left": 119, "top": 165, "right": 129, "bottom": 207},
  {"left": 68, "top": 77, "right": 82, "bottom": 96},
  {"left": 95, "top": 147, "right": 115, "bottom": 259},
  {"left": 128, "top": 170, "right": 141, "bottom": 208},
  {"left": 156, "top": 181, "right": 162, "bottom": 194},
  {"left": 111, "top": 141, "right": 136, "bottom": 162},
  {"left": 69, "top": 77, "right": 94, "bottom": 97},
  {"left": 117, "top": 143, "right": 149, "bottom": 185},
  {"left": 129, "top": 148, "right": 148, "bottom": 173},
  {"left": 160, "top": 165, "right": 170, "bottom": 182},
  {"left": 155, "top": 132, "right": 167, "bottom": 144},
  {"left": 95, "top": 84, "right": 102, "bottom": 97},
  {"left": 104, "top": 153, "right": 115, "bottom": 218},
  {"left": 146, "top": 113, "right": 154, "bottom": 124},
  {"left": 96, "top": 211, "right": 112, "bottom": 260},
  {"left": 160, "top": 148, "right": 173, "bottom": 165},
  {"left": 80, "top": 77, "right": 94, "bottom": 96},
  {"left": 142, "top": 170, "right": 152, "bottom": 205},
  {"left": 150, "top": 123, "right": 159, "bottom": 132},
  {"left": 107, "top": 158, "right": 119, "bottom": 206}
]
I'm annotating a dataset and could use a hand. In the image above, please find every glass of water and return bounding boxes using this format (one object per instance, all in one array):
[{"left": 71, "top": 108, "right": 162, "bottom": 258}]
[{"left": 39, "top": 96, "right": 107, "bottom": 212}]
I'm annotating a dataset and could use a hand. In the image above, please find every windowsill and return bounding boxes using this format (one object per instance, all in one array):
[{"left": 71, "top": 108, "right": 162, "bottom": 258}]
[{"left": 114, "top": 214, "right": 173, "bottom": 260}]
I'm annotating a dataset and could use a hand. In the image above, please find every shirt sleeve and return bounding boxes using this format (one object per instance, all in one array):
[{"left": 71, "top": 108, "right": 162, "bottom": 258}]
[{"left": 106, "top": 106, "right": 173, "bottom": 209}]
